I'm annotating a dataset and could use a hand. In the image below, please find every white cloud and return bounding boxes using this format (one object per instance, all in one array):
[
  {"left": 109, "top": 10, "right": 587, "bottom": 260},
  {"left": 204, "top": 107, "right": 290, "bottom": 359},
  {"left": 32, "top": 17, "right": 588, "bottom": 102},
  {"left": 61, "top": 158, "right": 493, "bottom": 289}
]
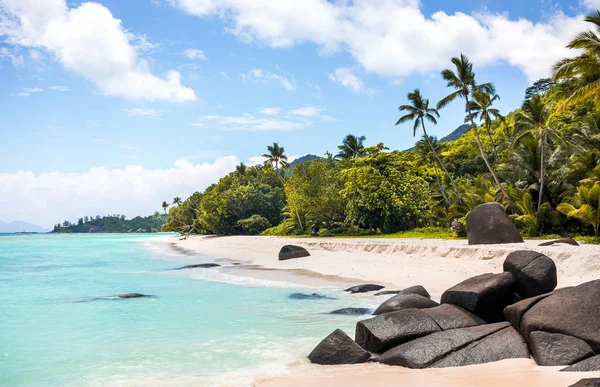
[
  {"left": 0, "top": 47, "right": 24, "bottom": 67},
  {"left": 220, "top": 71, "right": 230, "bottom": 80},
  {"left": 583, "top": 0, "right": 600, "bottom": 9},
  {"left": 240, "top": 68, "right": 296, "bottom": 91},
  {"left": 329, "top": 67, "right": 375, "bottom": 95},
  {"left": 259, "top": 107, "right": 281, "bottom": 116},
  {"left": 23, "top": 87, "right": 43, "bottom": 93},
  {"left": 0, "top": 157, "right": 239, "bottom": 228},
  {"left": 48, "top": 85, "right": 70, "bottom": 91},
  {"left": 168, "top": 0, "right": 587, "bottom": 81},
  {"left": 195, "top": 113, "right": 311, "bottom": 131},
  {"left": 290, "top": 106, "right": 325, "bottom": 117},
  {"left": 183, "top": 48, "right": 206, "bottom": 60},
  {"left": 0, "top": 0, "right": 196, "bottom": 102},
  {"left": 124, "top": 108, "right": 166, "bottom": 118}
]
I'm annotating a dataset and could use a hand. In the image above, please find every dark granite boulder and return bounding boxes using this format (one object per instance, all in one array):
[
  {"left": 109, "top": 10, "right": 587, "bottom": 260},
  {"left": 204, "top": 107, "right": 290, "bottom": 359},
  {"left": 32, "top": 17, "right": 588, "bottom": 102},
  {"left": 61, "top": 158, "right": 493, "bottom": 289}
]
[
  {"left": 503, "top": 292, "right": 555, "bottom": 328},
  {"left": 308, "top": 329, "right": 371, "bottom": 365},
  {"left": 562, "top": 355, "right": 600, "bottom": 372},
  {"left": 520, "top": 280, "right": 600, "bottom": 352},
  {"left": 539, "top": 237, "right": 579, "bottom": 247},
  {"left": 378, "top": 322, "right": 511, "bottom": 368},
  {"left": 530, "top": 331, "right": 594, "bottom": 366},
  {"left": 569, "top": 379, "right": 600, "bottom": 387},
  {"left": 374, "top": 290, "right": 401, "bottom": 296},
  {"left": 173, "top": 263, "right": 220, "bottom": 270},
  {"left": 466, "top": 203, "right": 524, "bottom": 245},
  {"left": 355, "top": 309, "right": 441, "bottom": 353},
  {"left": 423, "top": 304, "right": 486, "bottom": 331},
  {"left": 345, "top": 284, "right": 385, "bottom": 294},
  {"left": 441, "top": 272, "right": 517, "bottom": 322},
  {"left": 373, "top": 294, "right": 439, "bottom": 315},
  {"left": 278, "top": 245, "right": 310, "bottom": 261},
  {"left": 288, "top": 293, "right": 336, "bottom": 300},
  {"left": 112, "top": 293, "right": 151, "bottom": 299},
  {"left": 330, "top": 308, "right": 372, "bottom": 315},
  {"left": 431, "top": 326, "right": 529, "bottom": 368},
  {"left": 503, "top": 250, "right": 557, "bottom": 298},
  {"left": 374, "top": 285, "right": 430, "bottom": 298}
]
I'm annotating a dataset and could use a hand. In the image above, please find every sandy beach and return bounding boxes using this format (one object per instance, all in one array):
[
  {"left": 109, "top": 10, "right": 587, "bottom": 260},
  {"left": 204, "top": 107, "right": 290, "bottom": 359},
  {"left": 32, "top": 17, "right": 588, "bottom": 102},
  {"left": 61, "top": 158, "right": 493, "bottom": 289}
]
[{"left": 168, "top": 235, "right": 600, "bottom": 386}]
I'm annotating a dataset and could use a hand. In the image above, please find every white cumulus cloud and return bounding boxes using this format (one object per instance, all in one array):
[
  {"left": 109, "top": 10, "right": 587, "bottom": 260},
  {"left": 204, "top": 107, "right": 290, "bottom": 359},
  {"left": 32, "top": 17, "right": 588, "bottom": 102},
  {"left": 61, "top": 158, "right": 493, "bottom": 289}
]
[
  {"left": 329, "top": 67, "right": 374, "bottom": 95},
  {"left": 240, "top": 68, "right": 296, "bottom": 91},
  {"left": 0, "top": 157, "right": 239, "bottom": 228},
  {"left": 183, "top": 48, "right": 206, "bottom": 60},
  {"left": 168, "top": 0, "right": 587, "bottom": 81},
  {"left": 0, "top": 0, "right": 196, "bottom": 102},
  {"left": 259, "top": 107, "right": 281, "bottom": 116},
  {"left": 583, "top": 0, "right": 600, "bottom": 9},
  {"left": 290, "top": 106, "right": 325, "bottom": 117}
]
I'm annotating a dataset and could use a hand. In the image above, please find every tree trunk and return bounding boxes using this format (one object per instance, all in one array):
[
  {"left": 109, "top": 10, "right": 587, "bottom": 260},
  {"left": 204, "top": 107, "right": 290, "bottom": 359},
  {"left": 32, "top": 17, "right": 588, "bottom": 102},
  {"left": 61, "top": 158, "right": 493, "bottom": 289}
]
[
  {"left": 486, "top": 121, "right": 499, "bottom": 160},
  {"left": 421, "top": 121, "right": 463, "bottom": 203},
  {"left": 465, "top": 96, "right": 510, "bottom": 202},
  {"left": 538, "top": 132, "right": 545, "bottom": 210},
  {"left": 296, "top": 210, "right": 304, "bottom": 231},
  {"left": 432, "top": 156, "right": 451, "bottom": 206}
]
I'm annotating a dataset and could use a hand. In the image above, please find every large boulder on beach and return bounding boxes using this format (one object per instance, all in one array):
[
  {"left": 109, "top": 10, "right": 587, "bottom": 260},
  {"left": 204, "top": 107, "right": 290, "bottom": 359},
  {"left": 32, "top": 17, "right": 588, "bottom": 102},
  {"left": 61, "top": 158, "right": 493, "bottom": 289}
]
[
  {"left": 503, "top": 292, "right": 556, "bottom": 328},
  {"left": 519, "top": 280, "right": 600, "bottom": 352},
  {"left": 423, "top": 304, "right": 486, "bottom": 331},
  {"left": 503, "top": 250, "right": 557, "bottom": 298},
  {"left": 539, "top": 237, "right": 579, "bottom": 247},
  {"left": 373, "top": 294, "right": 439, "bottom": 315},
  {"left": 377, "top": 322, "right": 513, "bottom": 368},
  {"left": 278, "top": 245, "right": 310, "bottom": 261},
  {"left": 562, "top": 355, "right": 600, "bottom": 372},
  {"left": 466, "top": 203, "right": 524, "bottom": 245},
  {"left": 374, "top": 285, "right": 430, "bottom": 298},
  {"left": 431, "top": 326, "right": 529, "bottom": 368},
  {"left": 345, "top": 284, "right": 385, "bottom": 294},
  {"left": 308, "top": 329, "right": 371, "bottom": 365},
  {"left": 441, "top": 272, "right": 517, "bottom": 322},
  {"left": 355, "top": 309, "right": 441, "bottom": 353},
  {"left": 529, "top": 331, "right": 594, "bottom": 366}
]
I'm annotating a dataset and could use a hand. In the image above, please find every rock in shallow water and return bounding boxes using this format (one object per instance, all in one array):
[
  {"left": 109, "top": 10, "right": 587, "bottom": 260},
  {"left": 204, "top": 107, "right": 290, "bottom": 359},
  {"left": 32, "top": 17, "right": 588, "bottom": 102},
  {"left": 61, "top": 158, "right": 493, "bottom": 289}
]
[
  {"left": 373, "top": 294, "right": 438, "bottom": 315},
  {"left": 345, "top": 284, "right": 385, "bottom": 294},
  {"left": 112, "top": 293, "right": 152, "bottom": 299},
  {"left": 278, "top": 245, "right": 310, "bottom": 261},
  {"left": 288, "top": 293, "right": 336, "bottom": 300},
  {"left": 330, "top": 308, "right": 372, "bottom": 315},
  {"left": 530, "top": 331, "right": 594, "bottom": 366},
  {"left": 173, "top": 263, "right": 220, "bottom": 270},
  {"left": 308, "top": 329, "right": 371, "bottom": 365}
]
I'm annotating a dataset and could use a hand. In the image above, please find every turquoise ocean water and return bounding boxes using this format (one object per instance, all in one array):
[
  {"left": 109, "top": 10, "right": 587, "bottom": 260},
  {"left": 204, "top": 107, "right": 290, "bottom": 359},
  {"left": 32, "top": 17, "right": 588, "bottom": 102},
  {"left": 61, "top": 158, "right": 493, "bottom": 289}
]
[{"left": 0, "top": 234, "right": 374, "bottom": 386}]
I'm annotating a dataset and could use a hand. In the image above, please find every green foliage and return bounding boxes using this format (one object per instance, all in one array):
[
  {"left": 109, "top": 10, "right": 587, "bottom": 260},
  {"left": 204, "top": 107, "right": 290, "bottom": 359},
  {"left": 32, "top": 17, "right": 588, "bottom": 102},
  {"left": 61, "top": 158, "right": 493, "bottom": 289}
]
[
  {"left": 261, "top": 219, "right": 297, "bottom": 236},
  {"left": 162, "top": 192, "right": 202, "bottom": 233},
  {"left": 53, "top": 214, "right": 167, "bottom": 233},
  {"left": 557, "top": 182, "right": 600, "bottom": 236},
  {"left": 237, "top": 215, "right": 271, "bottom": 235}
]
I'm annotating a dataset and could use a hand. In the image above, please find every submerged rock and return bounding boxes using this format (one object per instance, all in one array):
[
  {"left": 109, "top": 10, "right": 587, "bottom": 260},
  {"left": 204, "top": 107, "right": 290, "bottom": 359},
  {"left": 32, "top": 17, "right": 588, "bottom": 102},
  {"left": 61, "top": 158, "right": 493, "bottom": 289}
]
[
  {"left": 278, "top": 245, "right": 310, "bottom": 261},
  {"left": 373, "top": 294, "right": 438, "bottom": 315},
  {"left": 503, "top": 250, "right": 557, "bottom": 298},
  {"left": 288, "top": 292, "right": 336, "bottom": 300},
  {"left": 330, "top": 308, "right": 372, "bottom": 315},
  {"left": 112, "top": 293, "right": 152, "bottom": 299},
  {"left": 466, "top": 203, "right": 524, "bottom": 245},
  {"left": 308, "top": 329, "right": 371, "bottom": 365},
  {"left": 345, "top": 284, "right": 385, "bottom": 294},
  {"left": 530, "top": 331, "right": 594, "bottom": 366},
  {"left": 441, "top": 272, "right": 517, "bottom": 322},
  {"left": 173, "top": 263, "right": 220, "bottom": 270}
]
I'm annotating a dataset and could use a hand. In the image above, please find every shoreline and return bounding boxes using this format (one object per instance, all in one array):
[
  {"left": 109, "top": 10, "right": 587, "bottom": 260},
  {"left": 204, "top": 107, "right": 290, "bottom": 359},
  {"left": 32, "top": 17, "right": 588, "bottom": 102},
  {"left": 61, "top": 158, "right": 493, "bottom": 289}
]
[{"left": 163, "top": 234, "right": 600, "bottom": 386}]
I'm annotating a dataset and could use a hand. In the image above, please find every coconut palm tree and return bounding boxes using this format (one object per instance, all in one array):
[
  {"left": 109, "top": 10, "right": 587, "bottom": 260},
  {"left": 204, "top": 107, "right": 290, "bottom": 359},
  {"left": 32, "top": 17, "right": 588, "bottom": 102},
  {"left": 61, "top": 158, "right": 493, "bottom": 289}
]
[
  {"left": 557, "top": 182, "right": 600, "bottom": 237},
  {"left": 514, "top": 95, "right": 566, "bottom": 209},
  {"left": 235, "top": 162, "right": 247, "bottom": 175},
  {"left": 415, "top": 136, "right": 451, "bottom": 206},
  {"left": 261, "top": 142, "right": 289, "bottom": 183},
  {"left": 552, "top": 11, "right": 600, "bottom": 110},
  {"left": 437, "top": 54, "right": 509, "bottom": 201},
  {"left": 397, "top": 89, "right": 462, "bottom": 202},
  {"left": 336, "top": 134, "right": 367, "bottom": 159},
  {"left": 161, "top": 201, "right": 169, "bottom": 214},
  {"left": 468, "top": 89, "right": 504, "bottom": 160},
  {"left": 173, "top": 197, "right": 182, "bottom": 206}
]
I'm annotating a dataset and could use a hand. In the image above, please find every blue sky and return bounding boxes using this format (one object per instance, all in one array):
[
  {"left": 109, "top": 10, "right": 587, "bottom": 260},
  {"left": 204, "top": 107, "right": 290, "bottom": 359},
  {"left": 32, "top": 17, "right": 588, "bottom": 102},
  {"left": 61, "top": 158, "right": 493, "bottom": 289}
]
[{"left": 0, "top": 0, "right": 596, "bottom": 227}]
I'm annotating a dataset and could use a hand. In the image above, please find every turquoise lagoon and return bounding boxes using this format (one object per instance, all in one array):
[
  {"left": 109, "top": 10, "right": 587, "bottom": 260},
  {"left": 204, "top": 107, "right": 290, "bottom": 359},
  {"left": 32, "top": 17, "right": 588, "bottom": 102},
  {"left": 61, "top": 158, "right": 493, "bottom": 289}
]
[{"left": 0, "top": 233, "right": 375, "bottom": 386}]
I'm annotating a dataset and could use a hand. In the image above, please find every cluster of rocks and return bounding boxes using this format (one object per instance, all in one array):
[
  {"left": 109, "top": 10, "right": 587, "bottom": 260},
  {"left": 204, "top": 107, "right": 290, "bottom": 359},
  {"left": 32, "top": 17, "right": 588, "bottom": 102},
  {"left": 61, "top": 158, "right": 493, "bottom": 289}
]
[{"left": 308, "top": 203, "right": 599, "bottom": 376}]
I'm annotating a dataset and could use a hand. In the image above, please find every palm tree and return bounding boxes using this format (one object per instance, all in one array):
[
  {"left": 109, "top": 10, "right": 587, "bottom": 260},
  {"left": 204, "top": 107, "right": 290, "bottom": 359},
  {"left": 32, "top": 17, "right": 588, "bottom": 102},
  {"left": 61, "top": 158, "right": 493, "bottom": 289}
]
[
  {"left": 514, "top": 94, "right": 566, "bottom": 209},
  {"left": 336, "top": 134, "right": 367, "bottom": 159},
  {"left": 415, "top": 136, "right": 451, "bottom": 206},
  {"left": 261, "top": 142, "right": 289, "bottom": 183},
  {"left": 396, "top": 89, "right": 462, "bottom": 202},
  {"left": 161, "top": 201, "right": 169, "bottom": 214},
  {"left": 468, "top": 89, "right": 504, "bottom": 160},
  {"left": 437, "top": 54, "right": 509, "bottom": 201},
  {"left": 557, "top": 182, "right": 600, "bottom": 237},
  {"left": 552, "top": 11, "right": 600, "bottom": 110},
  {"left": 235, "top": 162, "right": 247, "bottom": 175},
  {"left": 173, "top": 197, "right": 182, "bottom": 206}
]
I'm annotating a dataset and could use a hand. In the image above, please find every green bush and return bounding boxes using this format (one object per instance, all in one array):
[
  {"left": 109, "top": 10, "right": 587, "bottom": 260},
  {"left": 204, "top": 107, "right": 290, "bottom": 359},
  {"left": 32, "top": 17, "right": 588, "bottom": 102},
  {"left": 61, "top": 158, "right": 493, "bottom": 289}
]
[
  {"left": 237, "top": 215, "right": 271, "bottom": 235},
  {"left": 261, "top": 220, "right": 297, "bottom": 236}
]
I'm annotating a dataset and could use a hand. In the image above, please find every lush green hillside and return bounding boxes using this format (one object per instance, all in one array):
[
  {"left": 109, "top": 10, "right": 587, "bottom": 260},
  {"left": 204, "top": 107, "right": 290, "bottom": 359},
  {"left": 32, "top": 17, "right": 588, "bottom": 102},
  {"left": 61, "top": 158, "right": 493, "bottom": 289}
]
[
  {"left": 163, "top": 11, "right": 600, "bottom": 240},
  {"left": 53, "top": 214, "right": 167, "bottom": 233}
]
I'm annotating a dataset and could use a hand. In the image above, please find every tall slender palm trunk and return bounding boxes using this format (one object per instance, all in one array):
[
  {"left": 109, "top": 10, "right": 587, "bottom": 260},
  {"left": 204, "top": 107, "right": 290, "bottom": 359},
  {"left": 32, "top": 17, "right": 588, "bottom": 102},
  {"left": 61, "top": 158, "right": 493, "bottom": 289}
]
[
  {"left": 485, "top": 121, "right": 499, "bottom": 160},
  {"left": 465, "top": 95, "right": 510, "bottom": 201},
  {"left": 432, "top": 157, "right": 451, "bottom": 206},
  {"left": 538, "top": 132, "right": 546, "bottom": 209},
  {"left": 421, "top": 120, "right": 462, "bottom": 203}
]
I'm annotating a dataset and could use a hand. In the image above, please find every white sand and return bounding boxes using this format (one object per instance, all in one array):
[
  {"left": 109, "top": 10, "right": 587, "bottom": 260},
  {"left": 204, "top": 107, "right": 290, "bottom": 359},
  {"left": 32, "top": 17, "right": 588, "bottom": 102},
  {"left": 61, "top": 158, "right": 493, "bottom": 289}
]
[{"left": 167, "top": 235, "right": 600, "bottom": 386}]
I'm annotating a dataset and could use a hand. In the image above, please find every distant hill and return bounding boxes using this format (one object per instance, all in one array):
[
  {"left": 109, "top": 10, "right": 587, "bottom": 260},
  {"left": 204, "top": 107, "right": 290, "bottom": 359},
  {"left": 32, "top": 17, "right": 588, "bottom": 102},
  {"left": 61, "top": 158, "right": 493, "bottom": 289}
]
[
  {"left": 52, "top": 214, "right": 167, "bottom": 233},
  {"left": 0, "top": 221, "right": 49, "bottom": 233},
  {"left": 289, "top": 154, "right": 321, "bottom": 169},
  {"left": 439, "top": 124, "right": 470, "bottom": 143}
]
